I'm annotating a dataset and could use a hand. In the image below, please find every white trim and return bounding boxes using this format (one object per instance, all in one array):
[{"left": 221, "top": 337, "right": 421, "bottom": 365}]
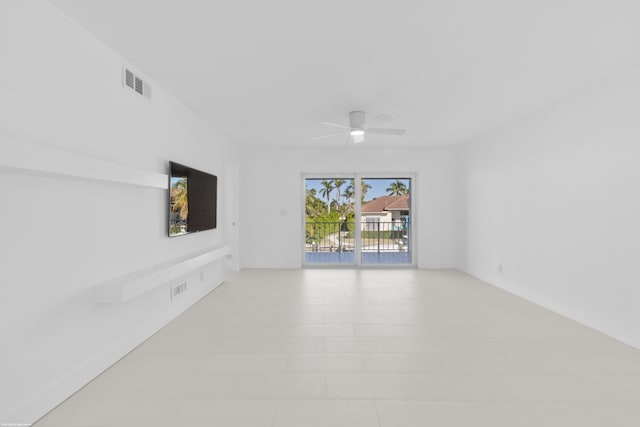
[
  {"left": 354, "top": 176, "right": 362, "bottom": 264},
  {"left": 0, "top": 135, "right": 168, "bottom": 189}
]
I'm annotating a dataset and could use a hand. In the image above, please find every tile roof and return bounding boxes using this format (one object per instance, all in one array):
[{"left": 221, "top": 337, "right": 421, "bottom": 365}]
[{"left": 361, "top": 195, "right": 410, "bottom": 213}]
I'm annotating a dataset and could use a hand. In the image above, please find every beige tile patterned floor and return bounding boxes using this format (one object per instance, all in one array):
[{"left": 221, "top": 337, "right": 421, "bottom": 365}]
[{"left": 34, "top": 269, "right": 640, "bottom": 426}]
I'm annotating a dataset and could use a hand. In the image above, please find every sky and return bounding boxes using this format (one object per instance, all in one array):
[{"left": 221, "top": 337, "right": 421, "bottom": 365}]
[
  {"left": 170, "top": 176, "right": 184, "bottom": 187},
  {"left": 305, "top": 178, "right": 410, "bottom": 202}
]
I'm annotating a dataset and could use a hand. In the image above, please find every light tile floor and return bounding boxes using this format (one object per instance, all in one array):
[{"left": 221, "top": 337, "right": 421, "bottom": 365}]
[{"left": 35, "top": 269, "right": 640, "bottom": 426}]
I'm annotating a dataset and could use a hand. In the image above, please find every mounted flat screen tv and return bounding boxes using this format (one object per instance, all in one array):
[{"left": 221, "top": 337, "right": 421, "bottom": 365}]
[{"left": 169, "top": 162, "right": 217, "bottom": 237}]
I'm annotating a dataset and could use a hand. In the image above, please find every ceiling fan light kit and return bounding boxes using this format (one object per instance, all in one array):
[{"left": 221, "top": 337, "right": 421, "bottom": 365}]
[{"left": 315, "top": 110, "right": 406, "bottom": 144}]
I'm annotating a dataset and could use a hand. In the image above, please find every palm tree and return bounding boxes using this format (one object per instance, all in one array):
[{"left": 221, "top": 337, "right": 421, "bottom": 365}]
[
  {"left": 343, "top": 186, "right": 354, "bottom": 205},
  {"left": 386, "top": 179, "right": 408, "bottom": 195},
  {"left": 318, "top": 180, "right": 334, "bottom": 213},
  {"left": 341, "top": 186, "right": 355, "bottom": 214},
  {"left": 361, "top": 180, "right": 372, "bottom": 202},
  {"left": 306, "top": 188, "right": 326, "bottom": 217},
  {"left": 171, "top": 178, "right": 189, "bottom": 220},
  {"left": 333, "top": 179, "right": 346, "bottom": 208}
]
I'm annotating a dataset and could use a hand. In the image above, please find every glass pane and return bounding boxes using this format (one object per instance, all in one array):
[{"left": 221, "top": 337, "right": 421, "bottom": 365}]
[
  {"left": 304, "top": 178, "right": 355, "bottom": 264},
  {"left": 360, "top": 178, "right": 411, "bottom": 265}
]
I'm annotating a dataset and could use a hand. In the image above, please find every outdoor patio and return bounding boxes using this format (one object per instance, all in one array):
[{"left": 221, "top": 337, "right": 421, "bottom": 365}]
[{"left": 304, "top": 251, "right": 412, "bottom": 265}]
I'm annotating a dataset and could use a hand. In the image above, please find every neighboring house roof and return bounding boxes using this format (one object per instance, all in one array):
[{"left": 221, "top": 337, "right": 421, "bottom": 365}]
[{"left": 361, "top": 195, "right": 410, "bottom": 213}]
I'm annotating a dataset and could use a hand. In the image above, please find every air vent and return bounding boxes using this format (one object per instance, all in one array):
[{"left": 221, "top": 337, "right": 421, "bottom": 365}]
[
  {"left": 134, "top": 76, "right": 143, "bottom": 94},
  {"left": 123, "top": 67, "right": 152, "bottom": 100},
  {"left": 125, "top": 69, "right": 134, "bottom": 89},
  {"left": 170, "top": 282, "right": 187, "bottom": 300}
]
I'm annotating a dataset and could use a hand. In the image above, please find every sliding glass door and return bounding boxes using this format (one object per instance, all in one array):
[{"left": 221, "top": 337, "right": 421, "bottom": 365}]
[
  {"left": 359, "top": 177, "right": 411, "bottom": 265},
  {"left": 304, "top": 177, "right": 355, "bottom": 264},
  {"left": 304, "top": 175, "right": 413, "bottom": 266}
]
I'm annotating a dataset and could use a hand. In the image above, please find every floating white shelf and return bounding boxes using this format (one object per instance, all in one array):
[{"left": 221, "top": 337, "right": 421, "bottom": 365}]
[
  {"left": 93, "top": 246, "right": 231, "bottom": 303},
  {"left": 1, "top": 136, "right": 229, "bottom": 304},
  {"left": 0, "top": 136, "right": 168, "bottom": 189}
]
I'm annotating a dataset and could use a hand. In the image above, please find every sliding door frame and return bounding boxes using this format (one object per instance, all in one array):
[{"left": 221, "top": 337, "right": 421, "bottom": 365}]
[
  {"left": 302, "top": 173, "right": 357, "bottom": 267},
  {"left": 302, "top": 172, "right": 417, "bottom": 268}
]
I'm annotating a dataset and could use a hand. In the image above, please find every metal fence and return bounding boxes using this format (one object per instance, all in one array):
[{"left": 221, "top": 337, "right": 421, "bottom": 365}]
[
  {"left": 169, "top": 218, "right": 187, "bottom": 235},
  {"left": 305, "top": 221, "right": 409, "bottom": 253}
]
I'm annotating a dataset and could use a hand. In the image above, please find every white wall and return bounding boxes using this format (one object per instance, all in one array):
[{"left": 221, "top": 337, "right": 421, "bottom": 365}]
[
  {"left": 457, "top": 64, "right": 640, "bottom": 348},
  {"left": 240, "top": 147, "right": 456, "bottom": 269},
  {"left": 0, "top": 1, "right": 237, "bottom": 423}
]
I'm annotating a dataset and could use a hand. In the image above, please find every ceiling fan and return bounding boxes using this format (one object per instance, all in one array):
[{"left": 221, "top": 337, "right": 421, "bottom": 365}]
[{"left": 314, "top": 111, "right": 406, "bottom": 144}]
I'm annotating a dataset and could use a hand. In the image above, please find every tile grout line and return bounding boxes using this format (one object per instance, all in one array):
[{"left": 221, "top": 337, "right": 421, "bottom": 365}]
[
  {"left": 269, "top": 399, "right": 280, "bottom": 427},
  {"left": 372, "top": 400, "right": 383, "bottom": 427},
  {"left": 469, "top": 401, "right": 492, "bottom": 427}
]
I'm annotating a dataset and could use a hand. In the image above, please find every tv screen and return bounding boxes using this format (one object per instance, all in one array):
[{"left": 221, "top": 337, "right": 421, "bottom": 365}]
[{"left": 169, "top": 162, "right": 217, "bottom": 237}]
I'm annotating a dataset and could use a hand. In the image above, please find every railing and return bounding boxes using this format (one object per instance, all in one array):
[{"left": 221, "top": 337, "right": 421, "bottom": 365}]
[
  {"left": 305, "top": 221, "right": 410, "bottom": 253},
  {"left": 361, "top": 220, "right": 410, "bottom": 253},
  {"left": 169, "top": 218, "right": 187, "bottom": 235}
]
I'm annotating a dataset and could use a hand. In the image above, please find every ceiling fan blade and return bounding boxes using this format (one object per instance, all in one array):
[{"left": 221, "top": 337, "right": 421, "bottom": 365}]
[
  {"left": 366, "top": 128, "right": 406, "bottom": 135},
  {"left": 314, "top": 131, "right": 348, "bottom": 140},
  {"left": 352, "top": 133, "right": 365, "bottom": 144},
  {"left": 364, "top": 114, "right": 393, "bottom": 127},
  {"left": 320, "top": 121, "right": 350, "bottom": 130}
]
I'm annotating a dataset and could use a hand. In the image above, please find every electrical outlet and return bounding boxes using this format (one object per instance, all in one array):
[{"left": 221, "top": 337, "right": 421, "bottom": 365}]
[{"left": 498, "top": 265, "right": 503, "bottom": 274}]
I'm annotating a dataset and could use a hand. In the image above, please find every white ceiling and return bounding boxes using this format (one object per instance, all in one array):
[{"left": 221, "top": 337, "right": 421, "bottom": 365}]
[{"left": 52, "top": 0, "right": 639, "bottom": 149}]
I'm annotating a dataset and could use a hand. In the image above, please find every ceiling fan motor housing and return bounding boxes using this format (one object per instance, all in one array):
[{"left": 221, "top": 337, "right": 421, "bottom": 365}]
[{"left": 349, "top": 111, "right": 366, "bottom": 129}]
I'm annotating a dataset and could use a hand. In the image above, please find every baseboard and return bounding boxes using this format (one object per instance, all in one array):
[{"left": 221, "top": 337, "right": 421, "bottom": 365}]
[
  {"left": 459, "top": 268, "right": 640, "bottom": 350},
  {"left": 1, "top": 278, "right": 224, "bottom": 425},
  {"left": 417, "top": 264, "right": 457, "bottom": 269}
]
